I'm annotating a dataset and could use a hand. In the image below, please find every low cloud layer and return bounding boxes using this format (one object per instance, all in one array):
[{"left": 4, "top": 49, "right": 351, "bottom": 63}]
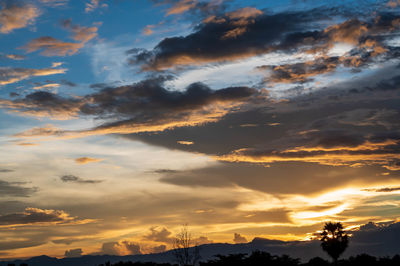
[
  {"left": 5, "top": 77, "right": 261, "bottom": 136},
  {"left": 0, "top": 207, "right": 93, "bottom": 227}
]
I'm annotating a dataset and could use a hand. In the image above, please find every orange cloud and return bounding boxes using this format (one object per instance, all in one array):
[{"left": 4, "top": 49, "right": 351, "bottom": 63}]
[
  {"left": 143, "top": 24, "right": 156, "bottom": 35},
  {"left": 14, "top": 101, "right": 245, "bottom": 139},
  {"left": 177, "top": 140, "right": 194, "bottom": 145},
  {"left": 23, "top": 36, "right": 84, "bottom": 56},
  {"left": 217, "top": 139, "right": 400, "bottom": 170},
  {"left": 166, "top": 0, "right": 197, "bottom": 16},
  {"left": 0, "top": 66, "right": 67, "bottom": 85},
  {"left": 75, "top": 157, "right": 103, "bottom": 164},
  {"left": 22, "top": 20, "right": 98, "bottom": 56},
  {"left": 226, "top": 7, "right": 263, "bottom": 20},
  {"left": 0, "top": 3, "right": 40, "bottom": 34},
  {"left": 222, "top": 7, "right": 263, "bottom": 39}
]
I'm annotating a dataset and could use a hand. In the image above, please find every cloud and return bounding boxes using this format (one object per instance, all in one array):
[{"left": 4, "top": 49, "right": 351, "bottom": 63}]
[
  {"left": 0, "top": 91, "right": 80, "bottom": 120},
  {"left": 388, "top": 0, "right": 400, "bottom": 8},
  {"left": 149, "top": 244, "right": 166, "bottom": 253},
  {"left": 143, "top": 24, "right": 156, "bottom": 35},
  {"left": 74, "top": 157, "right": 102, "bottom": 164},
  {"left": 363, "top": 186, "right": 400, "bottom": 192},
  {"left": 128, "top": 8, "right": 400, "bottom": 71},
  {"left": 62, "top": 19, "right": 98, "bottom": 43},
  {"left": 122, "top": 241, "right": 141, "bottom": 255},
  {"left": 60, "top": 175, "right": 103, "bottom": 184},
  {"left": 177, "top": 140, "right": 194, "bottom": 145},
  {"left": 217, "top": 129, "right": 400, "bottom": 169},
  {"left": 233, "top": 233, "right": 248, "bottom": 244},
  {"left": 166, "top": 0, "right": 197, "bottom": 15},
  {"left": 64, "top": 248, "right": 83, "bottom": 258},
  {"left": 258, "top": 56, "right": 340, "bottom": 84},
  {"left": 0, "top": 66, "right": 67, "bottom": 85},
  {"left": 33, "top": 83, "right": 60, "bottom": 90},
  {"left": 99, "top": 242, "right": 121, "bottom": 255},
  {"left": 0, "top": 2, "right": 40, "bottom": 34},
  {"left": 0, "top": 207, "right": 93, "bottom": 227},
  {"left": 0, "top": 179, "right": 37, "bottom": 197},
  {"left": 14, "top": 125, "right": 66, "bottom": 137},
  {"left": 99, "top": 241, "right": 141, "bottom": 255},
  {"left": 39, "top": 0, "right": 69, "bottom": 7},
  {"left": 221, "top": 7, "right": 263, "bottom": 39},
  {"left": 143, "top": 226, "right": 174, "bottom": 243},
  {"left": 128, "top": 9, "right": 315, "bottom": 70},
  {"left": 0, "top": 53, "right": 25, "bottom": 60},
  {"left": 85, "top": 0, "right": 107, "bottom": 13},
  {"left": 22, "top": 37, "right": 84, "bottom": 57},
  {"left": 193, "top": 236, "right": 213, "bottom": 245},
  {"left": 9, "top": 77, "right": 260, "bottom": 136},
  {"left": 22, "top": 20, "right": 98, "bottom": 56}
]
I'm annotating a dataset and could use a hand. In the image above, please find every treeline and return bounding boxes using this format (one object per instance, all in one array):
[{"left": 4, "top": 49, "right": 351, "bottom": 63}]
[{"left": 99, "top": 251, "right": 400, "bottom": 266}]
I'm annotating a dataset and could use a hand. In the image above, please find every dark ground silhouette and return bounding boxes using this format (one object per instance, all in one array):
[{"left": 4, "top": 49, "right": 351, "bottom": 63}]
[{"left": 98, "top": 251, "right": 400, "bottom": 266}]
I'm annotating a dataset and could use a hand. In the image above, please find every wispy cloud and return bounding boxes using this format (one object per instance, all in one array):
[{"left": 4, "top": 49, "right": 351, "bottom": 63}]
[
  {"left": 85, "top": 0, "right": 107, "bottom": 13},
  {"left": 22, "top": 20, "right": 98, "bottom": 56},
  {"left": 0, "top": 65, "right": 67, "bottom": 85},
  {"left": 60, "top": 174, "right": 103, "bottom": 184},
  {"left": 0, "top": 3, "right": 40, "bottom": 34},
  {"left": 74, "top": 157, "right": 102, "bottom": 164}
]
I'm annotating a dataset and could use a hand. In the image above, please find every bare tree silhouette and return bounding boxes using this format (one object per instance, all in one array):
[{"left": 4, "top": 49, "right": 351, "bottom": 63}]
[
  {"left": 320, "top": 222, "right": 349, "bottom": 265},
  {"left": 172, "top": 224, "right": 200, "bottom": 266}
]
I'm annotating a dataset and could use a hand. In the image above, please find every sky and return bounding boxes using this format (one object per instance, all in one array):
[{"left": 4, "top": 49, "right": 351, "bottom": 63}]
[{"left": 0, "top": 0, "right": 400, "bottom": 260}]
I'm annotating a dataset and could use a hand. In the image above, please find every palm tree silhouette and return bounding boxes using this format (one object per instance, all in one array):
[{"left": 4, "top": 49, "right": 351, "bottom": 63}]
[{"left": 320, "top": 222, "right": 349, "bottom": 265}]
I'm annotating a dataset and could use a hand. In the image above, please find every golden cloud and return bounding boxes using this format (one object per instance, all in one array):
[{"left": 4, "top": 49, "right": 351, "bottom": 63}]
[
  {"left": 0, "top": 66, "right": 67, "bottom": 86},
  {"left": 75, "top": 157, "right": 103, "bottom": 164},
  {"left": 0, "top": 4, "right": 40, "bottom": 34}
]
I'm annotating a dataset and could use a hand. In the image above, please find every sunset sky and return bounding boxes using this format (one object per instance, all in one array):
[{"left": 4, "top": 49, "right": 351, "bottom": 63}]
[{"left": 1, "top": 0, "right": 400, "bottom": 260}]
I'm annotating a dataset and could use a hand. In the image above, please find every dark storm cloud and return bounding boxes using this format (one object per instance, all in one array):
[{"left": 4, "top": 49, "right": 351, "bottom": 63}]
[
  {"left": 60, "top": 175, "right": 103, "bottom": 184},
  {"left": 121, "top": 62, "right": 400, "bottom": 173},
  {"left": 128, "top": 6, "right": 400, "bottom": 71},
  {"left": 0, "top": 179, "right": 37, "bottom": 197},
  {"left": 128, "top": 9, "right": 325, "bottom": 70},
  {"left": 8, "top": 77, "right": 260, "bottom": 136},
  {"left": 79, "top": 78, "right": 257, "bottom": 118}
]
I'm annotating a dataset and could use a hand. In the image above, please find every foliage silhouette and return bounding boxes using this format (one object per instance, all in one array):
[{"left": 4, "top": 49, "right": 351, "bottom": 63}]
[
  {"left": 320, "top": 222, "right": 349, "bottom": 265},
  {"left": 100, "top": 252, "right": 400, "bottom": 266}
]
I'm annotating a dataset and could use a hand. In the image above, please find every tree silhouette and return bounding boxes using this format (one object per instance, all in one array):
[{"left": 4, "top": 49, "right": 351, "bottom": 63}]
[
  {"left": 172, "top": 224, "right": 200, "bottom": 266},
  {"left": 320, "top": 222, "right": 349, "bottom": 265}
]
